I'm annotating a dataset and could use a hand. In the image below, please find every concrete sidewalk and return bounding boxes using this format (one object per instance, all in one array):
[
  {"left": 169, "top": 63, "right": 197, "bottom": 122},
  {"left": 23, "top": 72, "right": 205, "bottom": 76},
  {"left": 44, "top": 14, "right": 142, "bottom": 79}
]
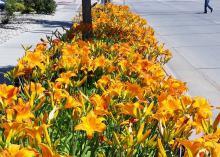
[
  {"left": 124, "top": 0, "right": 220, "bottom": 116},
  {"left": 0, "top": 0, "right": 81, "bottom": 83}
]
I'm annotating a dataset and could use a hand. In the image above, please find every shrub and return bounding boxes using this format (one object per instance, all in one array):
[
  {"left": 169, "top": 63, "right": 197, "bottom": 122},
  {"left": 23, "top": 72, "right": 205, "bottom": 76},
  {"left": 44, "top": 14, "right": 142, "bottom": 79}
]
[
  {"left": 1, "top": 0, "right": 25, "bottom": 24},
  {"left": 34, "top": 0, "right": 56, "bottom": 14},
  {"left": 1, "top": 14, "right": 11, "bottom": 24},
  {"left": 1, "top": 0, "right": 15, "bottom": 24},
  {"left": 22, "top": 0, "right": 56, "bottom": 14},
  {"left": 14, "top": 2, "right": 25, "bottom": 12},
  {"left": 5, "top": 0, "right": 16, "bottom": 15},
  {"left": 21, "top": 0, "right": 34, "bottom": 13}
]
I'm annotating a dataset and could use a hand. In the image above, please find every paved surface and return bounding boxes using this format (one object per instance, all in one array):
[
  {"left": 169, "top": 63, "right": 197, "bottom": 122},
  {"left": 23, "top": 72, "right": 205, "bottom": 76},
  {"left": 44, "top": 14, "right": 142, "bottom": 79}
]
[
  {"left": 0, "top": 0, "right": 81, "bottom": 83},
  {"left": 122, "top": 0, "right": 220, "bottom": 116},
  {"left": 0, "top": 9, "right": 56, "bottom": 45}
]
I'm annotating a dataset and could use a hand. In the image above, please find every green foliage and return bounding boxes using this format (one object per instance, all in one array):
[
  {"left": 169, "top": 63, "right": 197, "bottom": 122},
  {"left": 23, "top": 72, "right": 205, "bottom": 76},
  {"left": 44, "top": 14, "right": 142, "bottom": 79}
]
[
  {"left": 4, "top": 0, "right": 24, "bottom": 13},
  {"left": 1, "top": 14, "right": 11, "bottom": 24},
  {"left": 14, "top": 2, "right": 25, "bottom": 12},
  {"left": 23, "top": 0, "right": 57, "bottom": 14},
  {"left": 1, "top": 0, "right": 16, "bottom": 24},
  {"left": 1, "top": 0, "right": 56, "bottom": 24},
  {"left": 22, "top": 0, "right": 37, "bottom": 13},
  {"left": 34, "top": 0, "right": 57, "bottom": 14},
  {"left": 5, "top": 0, "right": 16, "bottom": 15}
]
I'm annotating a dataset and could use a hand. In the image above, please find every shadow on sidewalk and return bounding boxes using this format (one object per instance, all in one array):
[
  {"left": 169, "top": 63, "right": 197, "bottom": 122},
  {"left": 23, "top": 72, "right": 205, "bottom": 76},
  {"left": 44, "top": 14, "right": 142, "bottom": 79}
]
[
  {"left": 0, "top": 24, "right": 22, "bottom": 30},
  {"left": 56, "top": 1, "right": 73, "bottom": 5},
  {"left": 40, "top": 19, "right": 73, "bottom": 28},
  {"left": 23, "top": 18, "right": 73, "bottom": 29},
  {"left": 0, "top": 66, "right": 14, "bottom": 85}
]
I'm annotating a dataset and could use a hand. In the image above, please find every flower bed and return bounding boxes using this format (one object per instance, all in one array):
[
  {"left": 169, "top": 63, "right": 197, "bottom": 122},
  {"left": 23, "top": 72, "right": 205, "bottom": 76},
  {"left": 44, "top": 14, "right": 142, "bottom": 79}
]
[{"left": 0, "top": 3, "right": 219, "bottom": 157}]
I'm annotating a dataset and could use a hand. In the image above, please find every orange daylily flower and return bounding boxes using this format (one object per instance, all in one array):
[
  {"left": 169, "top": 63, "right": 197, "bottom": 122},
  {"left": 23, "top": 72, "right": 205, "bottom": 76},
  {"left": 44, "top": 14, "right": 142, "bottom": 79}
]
[
  {"left": 24, "top": 51, "right": 46, "bottom": 69},
  {"left": 191, "top": 97, "right": 212, "bottom": 133},
  {"left": 79, "top": 44, "right": 90, "bottom": 65},
  {"left": 154, "top": 96, "right": 183, "bottom": 122},
  {"left": 118, "top": 59, "right": 129, "bottom": 72},
  {"left": 148, "top": 64, "right": 165, "bottom": 80},
  {"left": 64, "top": 95, "right": 83, "bottom": 109},
  {"left": 158, "top": 92, "right": 169, "bottom": 103},
  {"left": 58, "top": 56, "right": 80, "bottom": 69},
  {"left": 180, "top": 95, "right": 193, "bottom": 108},
  {"left": 40, "top": 143, "right": 54, "bottom": 157},
  {"left": 91, "top": 55, "right": 106, "bottom": 71},
  {"left": 24, "top": 82, "right": 45, "bottom": 97},
  {"left": 203, "top": 129, "right": 220, "bottom": 142},
  {"left": 0, "top": 144, "right": 38, "bottom": 157},
  {"left": 75, "top": 111, "right": 106, "bottom": 139},
  {"left": 35, "top": 43, "right": 47, "bottom": 52},
  {"left": 179, "top": 136, "right": 220, "bottom": 157},
  {"left": 1, "top": 122, "right": 26, "bottom": 143},
  {"left": 107, "top": 80, "right": 124, "bottom": 97},
  {"left": 25, "top": 124, "right": 51, "bottom": 146},
  {"left": 6, "top": 109, "right": 14, "bottom": 121},
  {"left": 116, "top": 102, "right": 143, "bottom": 117},
  {"left": 96, "top": 75, "right": 110, "bottom": 89},
  {"left": 178, "top": 139, "right": 205, "bottom": 157},
  {"left": 165, "top": 77, "right": 187, "bottom": 96},
  {"left": 12, "top": 99, "right": 35, "bottom": 123},
  {"left": 12, "top": 61, "right": 27, "bottom": 77},
  {"left": 14, "top": 50, "right": 46, "bottom": 77},
  {"left": 52, "top": 88, "right": 68, "bottom": 103},
  {"left": 24, "top": 83, "right": 45, "bottom": 108},
  {"left": 24, "top": 82, "right": 45, "bottom": 108},
  {"left": 0, "top": 84, "right": 18, "bottom": 107},
  {"left": 62, "top": 44, "right": 78, "bottom": 56},
  {"left": 56, "top": 71, "right": 76, "bottom": 85},
  {"left": 126, "top": 82, "right": 144, "bottom": 100},
  {"left": 26, "top": 52, "right": 46, "bottom": 68},
  {"left": 133, "top": 59, "right": 152, "bottom": 73},
  {"left": 90, "top": 94, "right": 109, "bottom": 115},
  {"left": 192, "top": 97, "right": 212, "bottom": 119},
  {"left": 25, "top": 125, "right": 44, "bottom": 144},
  {"left": 40, "top": 143, "right": 64, "bottom": 157},
  {"left": 159, "top": 95, "right": 182, "bottom": 114}
]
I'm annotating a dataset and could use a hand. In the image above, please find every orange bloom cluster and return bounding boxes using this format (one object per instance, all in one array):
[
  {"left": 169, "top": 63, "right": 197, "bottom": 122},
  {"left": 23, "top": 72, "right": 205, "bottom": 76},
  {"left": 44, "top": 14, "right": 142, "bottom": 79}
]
[{"left": 0, "top": 3, "right": 219, "bottom": 156}]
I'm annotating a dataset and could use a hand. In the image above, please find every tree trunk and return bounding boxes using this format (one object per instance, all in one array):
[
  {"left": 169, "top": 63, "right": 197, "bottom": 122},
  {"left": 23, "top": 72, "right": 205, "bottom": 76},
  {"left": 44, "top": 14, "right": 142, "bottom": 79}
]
[{"left": 82, "top": 0, "right": 93, "bottom": 40}]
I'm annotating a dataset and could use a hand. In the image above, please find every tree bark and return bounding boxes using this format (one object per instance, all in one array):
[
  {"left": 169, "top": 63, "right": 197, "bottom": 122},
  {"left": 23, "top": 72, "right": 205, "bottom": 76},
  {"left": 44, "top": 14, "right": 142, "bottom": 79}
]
[{"left": 82, "top": 0, "right": 93, "bottom": 40}]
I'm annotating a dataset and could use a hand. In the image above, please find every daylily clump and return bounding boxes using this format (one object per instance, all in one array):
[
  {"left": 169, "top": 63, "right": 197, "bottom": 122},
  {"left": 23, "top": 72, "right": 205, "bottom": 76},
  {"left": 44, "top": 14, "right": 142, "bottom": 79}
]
[{"left": 0, "top": 3, "right": 219, "bottom": 157}]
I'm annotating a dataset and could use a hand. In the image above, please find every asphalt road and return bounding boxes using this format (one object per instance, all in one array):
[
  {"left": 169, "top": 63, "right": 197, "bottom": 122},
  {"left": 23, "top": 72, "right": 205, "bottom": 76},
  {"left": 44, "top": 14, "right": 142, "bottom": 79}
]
[{"left": 125, "top": 0, "right": 220, "bottom": 116}]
